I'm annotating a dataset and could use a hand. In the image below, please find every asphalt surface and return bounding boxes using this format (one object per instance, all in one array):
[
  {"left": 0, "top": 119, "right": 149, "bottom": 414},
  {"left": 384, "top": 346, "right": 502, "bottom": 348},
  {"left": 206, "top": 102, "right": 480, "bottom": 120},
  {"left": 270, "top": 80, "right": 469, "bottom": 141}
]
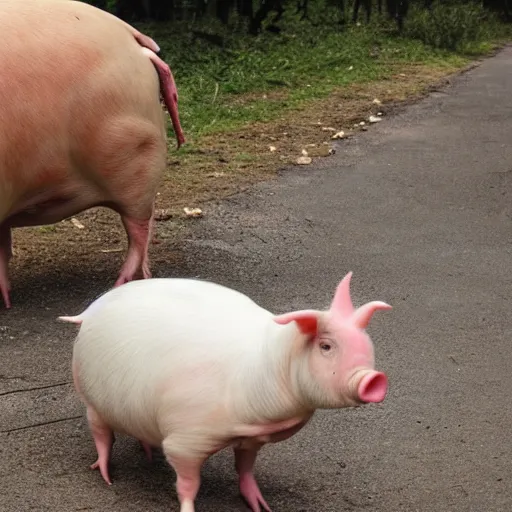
[{"left": 1, "top": 47, "right": 512, "bottom": 512}]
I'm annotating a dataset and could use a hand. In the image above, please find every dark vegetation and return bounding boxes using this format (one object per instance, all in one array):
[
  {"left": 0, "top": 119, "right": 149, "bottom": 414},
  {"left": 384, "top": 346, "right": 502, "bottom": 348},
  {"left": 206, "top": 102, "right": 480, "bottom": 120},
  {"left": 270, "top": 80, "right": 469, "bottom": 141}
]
[{"left": 89, "top": 0, "right": 511, "bottom": 38}]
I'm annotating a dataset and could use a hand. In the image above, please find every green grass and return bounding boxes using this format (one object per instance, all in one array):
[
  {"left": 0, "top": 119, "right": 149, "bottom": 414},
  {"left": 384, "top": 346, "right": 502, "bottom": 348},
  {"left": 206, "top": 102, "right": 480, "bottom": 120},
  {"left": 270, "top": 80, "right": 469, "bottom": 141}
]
[
  {"left": 404, "top": 1, "right": 510, "bottom": 52},
  {"left": 38, "top": 225, "right": 57, "bottom": 233},
  {"left": 132, "top": 2, "right": 511, "bottom": 143}
]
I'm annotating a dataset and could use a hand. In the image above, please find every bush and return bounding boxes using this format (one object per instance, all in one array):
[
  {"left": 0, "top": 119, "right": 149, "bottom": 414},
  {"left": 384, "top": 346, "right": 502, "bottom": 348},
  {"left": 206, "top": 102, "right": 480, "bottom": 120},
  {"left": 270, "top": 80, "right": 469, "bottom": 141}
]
[{"left": 404, "top": 0, "right": 500, "bottom": 51}]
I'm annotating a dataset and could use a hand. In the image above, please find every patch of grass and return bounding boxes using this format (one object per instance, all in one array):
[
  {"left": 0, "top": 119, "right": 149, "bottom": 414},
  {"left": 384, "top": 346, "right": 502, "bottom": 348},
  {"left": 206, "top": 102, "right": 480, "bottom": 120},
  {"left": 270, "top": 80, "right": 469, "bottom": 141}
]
[
  {"left": 133, "top": 3, "right": 510, "bottom": 144},
  {"left": 404, "top": 0, "right": 511, "bottom": 52},
  {"left": 235, "top": 152, "right": 256, "bottom": 162},
  {"left": 38, "top": 225, "right": 57, "bottom": 233}
]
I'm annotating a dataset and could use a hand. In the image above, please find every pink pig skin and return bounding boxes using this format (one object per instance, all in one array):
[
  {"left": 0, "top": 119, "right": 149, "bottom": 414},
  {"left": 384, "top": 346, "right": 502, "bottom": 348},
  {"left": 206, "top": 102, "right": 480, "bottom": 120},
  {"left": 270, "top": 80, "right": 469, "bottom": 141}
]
[
  {"left": 59, "top": 272, "right": 390, "bottom": 512},
  {"left": 0, "top": 0, "right": 185, "bottom": 309}
]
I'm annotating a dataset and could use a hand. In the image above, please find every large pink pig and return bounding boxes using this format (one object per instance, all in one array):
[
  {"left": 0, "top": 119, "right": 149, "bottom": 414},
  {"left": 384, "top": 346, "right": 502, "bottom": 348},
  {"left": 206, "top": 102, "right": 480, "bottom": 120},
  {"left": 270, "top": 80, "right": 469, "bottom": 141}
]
[
  {"left": 0, "top": 0, "right": 185, "bottom": 308},
  {"left": 59, "top": 272, "right": 391, "bottom": 512}
]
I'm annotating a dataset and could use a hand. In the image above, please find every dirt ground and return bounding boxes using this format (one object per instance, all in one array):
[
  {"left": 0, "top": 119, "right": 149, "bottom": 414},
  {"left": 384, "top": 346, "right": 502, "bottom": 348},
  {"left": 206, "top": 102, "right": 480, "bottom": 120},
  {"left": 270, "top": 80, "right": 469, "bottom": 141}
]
[{"left": 9, "top": 60, "right": 476, "bottom": 289}]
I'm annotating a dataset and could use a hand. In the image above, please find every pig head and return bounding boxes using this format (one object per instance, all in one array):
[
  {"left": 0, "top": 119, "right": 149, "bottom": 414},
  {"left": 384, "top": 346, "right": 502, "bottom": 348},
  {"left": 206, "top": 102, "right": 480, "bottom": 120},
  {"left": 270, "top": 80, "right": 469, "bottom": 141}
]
[
  {"left": 0, "top": 0, "right": 185, "bottom": 308},
  {"left": 274, "top": 271, "right": 390, "bottom": 409}
]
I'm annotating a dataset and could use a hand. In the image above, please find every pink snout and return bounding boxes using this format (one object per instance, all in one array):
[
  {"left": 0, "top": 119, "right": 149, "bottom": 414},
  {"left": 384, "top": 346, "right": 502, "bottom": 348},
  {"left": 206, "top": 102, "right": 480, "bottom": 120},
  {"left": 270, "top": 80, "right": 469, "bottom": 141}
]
[{"left": 357, "top": 371, "right": 388, "bottom": 403}]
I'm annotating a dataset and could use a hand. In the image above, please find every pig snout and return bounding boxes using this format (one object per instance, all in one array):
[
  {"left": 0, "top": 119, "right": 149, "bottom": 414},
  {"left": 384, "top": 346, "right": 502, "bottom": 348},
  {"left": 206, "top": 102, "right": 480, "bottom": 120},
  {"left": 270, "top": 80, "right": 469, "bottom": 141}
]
[{"left": 352, "top": 369, "right": 388, "bottom": 404}]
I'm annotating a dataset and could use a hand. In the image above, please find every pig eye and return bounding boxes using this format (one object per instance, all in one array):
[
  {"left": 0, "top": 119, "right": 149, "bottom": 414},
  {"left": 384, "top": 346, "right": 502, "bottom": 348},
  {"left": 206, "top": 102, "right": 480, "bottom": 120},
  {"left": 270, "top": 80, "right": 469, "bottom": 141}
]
[{"left": 320, "top": 342, "right": 332, "bottom": 352}]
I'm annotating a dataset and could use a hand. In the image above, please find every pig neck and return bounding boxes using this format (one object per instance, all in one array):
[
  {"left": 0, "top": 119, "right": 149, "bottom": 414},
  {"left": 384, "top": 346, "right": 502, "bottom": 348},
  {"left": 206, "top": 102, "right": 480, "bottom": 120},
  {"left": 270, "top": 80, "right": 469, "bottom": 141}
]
[{"left": 231, "top": 321, "right": 314, "bottom": 425}]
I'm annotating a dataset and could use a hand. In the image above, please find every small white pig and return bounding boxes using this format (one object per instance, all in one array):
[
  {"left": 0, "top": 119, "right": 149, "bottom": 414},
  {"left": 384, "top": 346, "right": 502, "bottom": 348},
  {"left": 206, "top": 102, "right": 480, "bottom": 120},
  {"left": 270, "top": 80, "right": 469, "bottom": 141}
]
[
  {"left": 59, "top": 272, "right": 391, "bottom": 512},
  {"left": 0, "top": 0, "right": 185, "bottom": 308}
]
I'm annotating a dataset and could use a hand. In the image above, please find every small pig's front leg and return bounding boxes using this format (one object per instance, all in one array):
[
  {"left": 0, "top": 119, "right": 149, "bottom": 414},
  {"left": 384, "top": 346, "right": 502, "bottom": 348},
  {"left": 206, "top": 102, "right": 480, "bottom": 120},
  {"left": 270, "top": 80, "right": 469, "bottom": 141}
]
[
  {"left": 0, "top": 226, "right": 12, "bottom": 309},
  {"left": 235, "top": 444, "right": 271, "bottom": 512},
  {"left": 232, "top": 416, "right": 313, "bottom": 511},
  {"left": 232, "top": 418, "right": 311, "bottom": 512}
]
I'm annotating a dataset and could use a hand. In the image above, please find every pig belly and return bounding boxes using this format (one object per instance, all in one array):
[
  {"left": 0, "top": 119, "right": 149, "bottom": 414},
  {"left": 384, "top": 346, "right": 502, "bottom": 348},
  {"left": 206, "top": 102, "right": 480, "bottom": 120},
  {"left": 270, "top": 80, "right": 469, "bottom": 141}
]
[
  {"left": 234, "top": 416, "right": 312, "bottom": 450},
  {"left": 7, "top": 186, "right": 107, "bottom": 227}
]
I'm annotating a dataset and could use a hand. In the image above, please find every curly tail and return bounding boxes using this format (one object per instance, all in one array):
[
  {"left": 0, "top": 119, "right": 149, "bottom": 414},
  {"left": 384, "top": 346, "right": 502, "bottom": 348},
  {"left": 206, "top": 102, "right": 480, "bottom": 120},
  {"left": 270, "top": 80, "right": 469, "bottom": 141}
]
[
  {"left": 122, "top": 24, "right": 185, "bottom": 149},
  {"left": 141, "top": 47, "right": 185, "bottom": 149},
  {"left": 98, "top": 13, "right": 185, "bottom": 148}
]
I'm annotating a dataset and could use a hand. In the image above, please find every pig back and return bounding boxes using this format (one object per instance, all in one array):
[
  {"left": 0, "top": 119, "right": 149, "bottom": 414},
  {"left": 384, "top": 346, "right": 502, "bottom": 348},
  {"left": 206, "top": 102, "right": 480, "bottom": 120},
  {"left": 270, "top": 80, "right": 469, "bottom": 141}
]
[
  {"left": 72, "top": 278, "right": 274, "bottom": 443},
  {"left": 0, "top": 0, "right": 165, "bottom": 221}
]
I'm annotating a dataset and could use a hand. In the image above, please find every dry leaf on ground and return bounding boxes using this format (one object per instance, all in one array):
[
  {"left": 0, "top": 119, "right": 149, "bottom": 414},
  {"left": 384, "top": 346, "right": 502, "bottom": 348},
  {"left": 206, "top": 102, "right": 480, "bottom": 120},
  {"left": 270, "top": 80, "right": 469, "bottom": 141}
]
[
  {"left": 154, "top": 208, "right": 173, "bottom": 221},
  {"left": 184, "top": 207, "right": 203, "bottom": 218},
  {"left": 70, "top": 218, "right": 85, "bottom": 229},
  {"left": 100, "top": 248, "right": 123, "bottom": 253},
  {"left": 296, "top": 156, "right": 312, "bottom": 165}
]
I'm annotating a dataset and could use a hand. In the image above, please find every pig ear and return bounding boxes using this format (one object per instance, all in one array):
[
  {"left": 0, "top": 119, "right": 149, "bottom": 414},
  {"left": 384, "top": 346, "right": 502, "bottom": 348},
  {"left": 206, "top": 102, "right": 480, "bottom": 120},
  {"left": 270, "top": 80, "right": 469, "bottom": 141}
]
[
  {"left": 329, "top": 271, "right": 355, "bottom": 318},
  {"left": 353, "top": 301, "right": 392, "bottom": 329},
  {"left": 273, "top": 310, "right": 319, "bottom": 335}
]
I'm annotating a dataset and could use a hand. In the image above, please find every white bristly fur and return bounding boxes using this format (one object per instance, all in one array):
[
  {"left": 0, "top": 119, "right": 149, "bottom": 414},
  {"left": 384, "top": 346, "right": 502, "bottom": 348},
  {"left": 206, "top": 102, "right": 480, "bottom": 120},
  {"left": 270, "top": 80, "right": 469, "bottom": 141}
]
[
  {"left": 62, "top": 273, "right": 390, "bottom": 512},
  {"left": 70, "top": 278, "right": 313, "bottom": 458}
]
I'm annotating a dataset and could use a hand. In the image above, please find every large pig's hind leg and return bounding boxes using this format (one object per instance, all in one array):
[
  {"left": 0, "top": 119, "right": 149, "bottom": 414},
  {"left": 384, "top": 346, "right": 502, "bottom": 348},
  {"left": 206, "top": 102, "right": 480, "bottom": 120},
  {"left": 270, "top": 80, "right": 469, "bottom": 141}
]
[
  {"left": 0, "top": 226, "right": 12, "bottom": 309},
  {"left": 235, "top": 446, "right": 271, "bottom": 512},
  {"left": 86, "top": 406, "right": 115, "bottom": 485},
  {"left": 114, "top": 214, "right": 153, "bottom": 286},
  {"left": 94, "top": 118, "right": 163, "bottom": 287}
]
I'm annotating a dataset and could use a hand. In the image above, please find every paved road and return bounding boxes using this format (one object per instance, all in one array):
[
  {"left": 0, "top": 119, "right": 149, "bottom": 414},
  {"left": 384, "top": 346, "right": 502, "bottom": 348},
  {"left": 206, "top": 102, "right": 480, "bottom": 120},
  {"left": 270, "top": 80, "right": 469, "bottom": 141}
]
[{"left": 1, "top": 47, "right": 512, "bottom": 512}]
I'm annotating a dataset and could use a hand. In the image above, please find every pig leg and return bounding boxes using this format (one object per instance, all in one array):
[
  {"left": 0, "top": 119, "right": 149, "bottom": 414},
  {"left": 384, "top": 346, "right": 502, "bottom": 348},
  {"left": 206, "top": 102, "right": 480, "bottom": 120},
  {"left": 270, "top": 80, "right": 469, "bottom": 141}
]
[
  {"left": 163, "top": 439, "right": 206, "bottom": 512},
  {"left": 0, "top": 226, "right": 12, "bottom": 309},
  {"left": 140, "top": 440, "right": 153, "bottom": 461},
  {"left": 86, "top": 406, "right": 115, "bottom": 485},
  {"left": 235, "top": 446, "right": 271, "bottom": 512},
  {"left": 168, "top": 457, "right": 203, "bottom": 512},
  {"left": 89, "top": 118, "right": 163, "bottom": 287},
  {"left": 114, "top": 214, "right": 153, "bottom": 287},
  {"left": 234, "top": 420, "right": 310, "bottom": 511}
]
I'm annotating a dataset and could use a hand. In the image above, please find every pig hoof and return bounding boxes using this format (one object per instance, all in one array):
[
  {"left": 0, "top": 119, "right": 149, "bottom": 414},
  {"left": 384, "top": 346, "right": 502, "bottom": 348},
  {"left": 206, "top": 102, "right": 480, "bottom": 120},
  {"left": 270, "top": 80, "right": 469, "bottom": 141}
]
[
  {"left": 239, "top": 474, "right": 272, "bottom": 512},
  {"left": 90, "top": 459, "right": 112, "bottom": 486},
  {"left": 180, "top": 499, "right": 195, "bottom": 512}
]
